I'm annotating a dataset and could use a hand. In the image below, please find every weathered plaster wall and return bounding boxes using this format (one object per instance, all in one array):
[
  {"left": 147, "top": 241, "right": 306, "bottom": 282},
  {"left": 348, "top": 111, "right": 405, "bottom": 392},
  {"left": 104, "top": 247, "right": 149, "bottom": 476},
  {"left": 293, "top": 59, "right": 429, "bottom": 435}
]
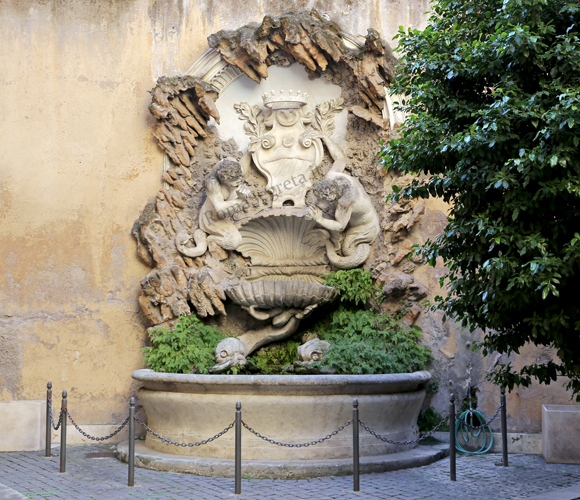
[{"left": 0, "top": 0, "right": 574, "bottom": 433}]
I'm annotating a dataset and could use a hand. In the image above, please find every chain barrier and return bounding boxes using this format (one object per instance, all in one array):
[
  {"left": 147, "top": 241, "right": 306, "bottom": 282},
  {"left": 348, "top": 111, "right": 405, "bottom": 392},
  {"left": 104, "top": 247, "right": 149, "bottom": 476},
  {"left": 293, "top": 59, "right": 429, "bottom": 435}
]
[
  {"left": 47, "top": 397, "right": 62, "bottom": 431},
  {"left": 360, "top": 414, "right": 450, "bottom": 445},
  {"left": 241, "top": 419, "right": 353, "bottom": 448},
  {"left": 65, "top": 410, "right": 130, "bottom": 442},
  {"left": 134, "top": 417, "right": 235, "bottom": 447},
  {"left": 456, "top": 403, "right": 503, "bottom": 430}
]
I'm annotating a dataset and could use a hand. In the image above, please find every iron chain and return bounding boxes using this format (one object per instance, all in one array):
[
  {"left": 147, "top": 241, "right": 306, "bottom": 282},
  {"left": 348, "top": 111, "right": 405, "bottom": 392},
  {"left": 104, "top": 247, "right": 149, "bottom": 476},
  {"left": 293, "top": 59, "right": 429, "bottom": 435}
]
[
  {"left": 65, "top": 410, "right": 130, "bottom": 441},
  {"left": 456, "top": 403, "right": 503, "bottom": 430},
  {"left": 134, "top": 417, "right": 235, "bottom": 447},
  {"left": 47, "top": 398, "right": 62, "bottom": 431},
  {"left": 241, "top": 419, "right": 352, "bottom": 448},
  {"left": 360, "top": 415, "right": 450, "bottom": 445}
]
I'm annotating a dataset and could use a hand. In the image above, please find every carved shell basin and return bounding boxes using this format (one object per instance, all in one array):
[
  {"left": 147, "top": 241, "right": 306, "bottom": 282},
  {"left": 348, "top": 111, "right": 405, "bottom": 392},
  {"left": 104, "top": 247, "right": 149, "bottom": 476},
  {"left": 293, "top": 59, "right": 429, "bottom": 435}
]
[{"left": 225, "top": 280, "right": 336, "bottom": 309}]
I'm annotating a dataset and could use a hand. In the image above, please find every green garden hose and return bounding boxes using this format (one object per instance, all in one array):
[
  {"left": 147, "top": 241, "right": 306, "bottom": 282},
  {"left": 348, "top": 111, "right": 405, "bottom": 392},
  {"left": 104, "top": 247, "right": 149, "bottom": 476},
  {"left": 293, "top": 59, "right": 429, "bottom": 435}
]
[{"left": 455, "top": 409, "right": 493, "bottom": 454}]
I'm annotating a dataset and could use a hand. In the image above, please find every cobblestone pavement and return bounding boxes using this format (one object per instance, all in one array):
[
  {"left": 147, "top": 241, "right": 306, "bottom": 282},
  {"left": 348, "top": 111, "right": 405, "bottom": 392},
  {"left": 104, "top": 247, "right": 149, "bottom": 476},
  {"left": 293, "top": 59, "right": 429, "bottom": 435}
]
[{"left": 1, "top": 445, "right": 580, "bottom": 500}]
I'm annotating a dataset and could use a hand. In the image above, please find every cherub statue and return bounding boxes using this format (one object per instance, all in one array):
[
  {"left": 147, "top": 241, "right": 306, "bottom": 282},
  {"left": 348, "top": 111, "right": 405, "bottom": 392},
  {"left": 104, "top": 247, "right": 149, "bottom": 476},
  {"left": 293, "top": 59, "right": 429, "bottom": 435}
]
[
  {"left": 175, "top": 156, "right": 251, "bottom": 257},
  {"left": 306, "top": 173, "right": 380, "bottom": 269}
]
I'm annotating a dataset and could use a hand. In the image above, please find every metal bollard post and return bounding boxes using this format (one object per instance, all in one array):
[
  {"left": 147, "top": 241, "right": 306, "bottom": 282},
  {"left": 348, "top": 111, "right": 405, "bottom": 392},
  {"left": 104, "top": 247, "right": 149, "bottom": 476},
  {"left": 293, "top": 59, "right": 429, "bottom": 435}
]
[
  {"left": 449, "top": 393, "right": 456, "bottom": 481},
  {"left": 60, "top": 390, "right": 67, "bottom": 473},
  {"left": 235, "top": 401, "right": 242, "bottom": 495},
  {"left": 353, "top": 398, "right": 360, "bottom": 492},
  {"left": 128, "top": 397, "right": 135, "bottom": 487},
  {"left": 501, "top": 388, "right": 508, "bottom": 467},
  {"left": 45, "top": 382, "right": 52, "bottom": 457}
]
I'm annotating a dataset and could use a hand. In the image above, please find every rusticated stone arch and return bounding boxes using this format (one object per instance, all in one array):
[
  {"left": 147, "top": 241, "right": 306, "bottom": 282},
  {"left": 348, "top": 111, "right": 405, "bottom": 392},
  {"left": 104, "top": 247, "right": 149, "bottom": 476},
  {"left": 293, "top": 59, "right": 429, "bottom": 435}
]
[{"left": 148, "top": 10, "right": 398, "bottom": 172}]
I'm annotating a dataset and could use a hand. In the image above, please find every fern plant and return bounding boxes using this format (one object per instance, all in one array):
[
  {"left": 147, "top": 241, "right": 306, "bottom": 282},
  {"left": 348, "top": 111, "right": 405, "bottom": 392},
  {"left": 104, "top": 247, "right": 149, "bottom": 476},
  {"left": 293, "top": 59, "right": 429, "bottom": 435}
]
[{"left": 142, "top": 315, "right": 227, "bottom": 374}]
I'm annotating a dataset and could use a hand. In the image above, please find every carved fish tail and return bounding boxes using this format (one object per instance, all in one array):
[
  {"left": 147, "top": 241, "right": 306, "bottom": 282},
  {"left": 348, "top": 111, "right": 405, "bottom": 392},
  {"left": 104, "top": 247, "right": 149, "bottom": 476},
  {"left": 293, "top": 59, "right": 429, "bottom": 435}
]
[
  {"left": 175, "top": 229, "right": 208, "bottom": 258},
  {"left": 325, "top": 241, "right": 371, "bottom": 270}
]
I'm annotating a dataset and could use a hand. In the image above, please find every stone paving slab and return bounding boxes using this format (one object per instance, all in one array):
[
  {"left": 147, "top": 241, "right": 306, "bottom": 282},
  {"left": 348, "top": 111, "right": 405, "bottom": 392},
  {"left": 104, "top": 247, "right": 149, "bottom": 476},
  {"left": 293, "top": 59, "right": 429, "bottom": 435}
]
[{"left": 1, "top": 445, "right": 580, "bottom": 499}]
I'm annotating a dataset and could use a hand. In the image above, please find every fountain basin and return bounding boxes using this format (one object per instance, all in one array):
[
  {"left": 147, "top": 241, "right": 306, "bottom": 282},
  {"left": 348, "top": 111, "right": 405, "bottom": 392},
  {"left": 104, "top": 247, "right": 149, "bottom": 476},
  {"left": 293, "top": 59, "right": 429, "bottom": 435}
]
[
  {"left": 131, "top": 369, "right": 431, "bottom": 461},
  {"left": 225, "top": 280, "right": 336, "bottom": 309}
]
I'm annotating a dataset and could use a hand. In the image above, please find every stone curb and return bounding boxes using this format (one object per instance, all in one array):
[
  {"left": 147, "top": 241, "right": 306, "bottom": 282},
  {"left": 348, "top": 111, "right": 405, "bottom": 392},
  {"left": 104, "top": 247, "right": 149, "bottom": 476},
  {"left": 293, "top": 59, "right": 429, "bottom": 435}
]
[
  {"left": 116, "top": 440, "right": 449, "bottom": 479},
  {"left": 0, "top": 482, "right": 28, "bottom": 500},
  {"left": 524, "top": 481, "right": 580, "bottom": 500}
]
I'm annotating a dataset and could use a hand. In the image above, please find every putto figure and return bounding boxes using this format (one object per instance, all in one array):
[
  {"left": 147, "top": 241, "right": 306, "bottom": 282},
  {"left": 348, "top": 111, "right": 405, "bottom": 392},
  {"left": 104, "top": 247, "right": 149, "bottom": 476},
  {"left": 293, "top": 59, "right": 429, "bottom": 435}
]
[
  {"left": 306, "top": 173, "right": 380, "bottom": 269},
  {"left": 175, "top": 157, "right": 251, "bottom": 257}
]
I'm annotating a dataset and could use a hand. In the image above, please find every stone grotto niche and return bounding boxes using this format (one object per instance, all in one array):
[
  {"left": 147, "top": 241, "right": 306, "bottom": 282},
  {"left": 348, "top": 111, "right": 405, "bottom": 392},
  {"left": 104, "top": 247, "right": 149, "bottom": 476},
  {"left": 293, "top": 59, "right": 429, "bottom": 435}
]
[{"left": 133, "top": 10, "right": 428, "bottom": 372}]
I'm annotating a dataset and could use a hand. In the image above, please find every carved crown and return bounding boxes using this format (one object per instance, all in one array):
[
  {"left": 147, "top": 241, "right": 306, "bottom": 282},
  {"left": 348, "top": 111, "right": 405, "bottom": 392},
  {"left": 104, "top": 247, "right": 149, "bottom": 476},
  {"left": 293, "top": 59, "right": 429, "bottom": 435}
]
[{"left": 262, "top": 89, "right": 309, "bottom": 109}]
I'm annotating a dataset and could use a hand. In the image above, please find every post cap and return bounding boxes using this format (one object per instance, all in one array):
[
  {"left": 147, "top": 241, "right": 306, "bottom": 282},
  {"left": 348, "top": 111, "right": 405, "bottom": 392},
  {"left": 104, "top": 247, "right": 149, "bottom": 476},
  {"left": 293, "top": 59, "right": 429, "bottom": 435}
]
[
  {"left": 130, "top": 396, "right": 135, "bottom": 406},
  {"left": 47, "top": 381, "right": 52, "bottom": 389},
  {"left": 501, "top": 387, "right": 506, "bottom": 395},
  {"left": 236, "top": 401, "right": 241, "bottom": 410},
  {"left": 450, "top": 393, "right": 455, "bottom": 402},
  {"left": 353, "top": 398, "right": 359, "bottom": 408},
  {"left": 62, "top": 390, "right": 67, "bottom": 398}
]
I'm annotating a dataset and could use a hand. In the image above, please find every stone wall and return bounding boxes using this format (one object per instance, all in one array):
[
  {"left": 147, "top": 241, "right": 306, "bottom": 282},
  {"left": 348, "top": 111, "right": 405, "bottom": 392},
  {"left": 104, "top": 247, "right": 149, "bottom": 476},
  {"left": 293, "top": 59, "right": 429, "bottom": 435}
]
[{"left": 0, "top": 0, "right": 574, "bottom": 435}]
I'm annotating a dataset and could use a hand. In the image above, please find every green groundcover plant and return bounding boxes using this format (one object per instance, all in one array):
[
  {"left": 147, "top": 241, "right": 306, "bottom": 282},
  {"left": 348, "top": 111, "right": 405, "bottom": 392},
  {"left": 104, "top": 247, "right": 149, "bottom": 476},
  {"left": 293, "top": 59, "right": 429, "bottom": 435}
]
[{"left": 380, "top": 0, "right": 580, "bottom": 398}]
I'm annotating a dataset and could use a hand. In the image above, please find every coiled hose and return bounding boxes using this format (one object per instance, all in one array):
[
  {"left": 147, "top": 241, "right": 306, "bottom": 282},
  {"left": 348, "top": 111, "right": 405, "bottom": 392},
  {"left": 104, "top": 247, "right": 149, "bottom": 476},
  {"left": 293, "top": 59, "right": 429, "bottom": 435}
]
[{"left": 455, "top": 409, "right": 493, "bottom": 454}]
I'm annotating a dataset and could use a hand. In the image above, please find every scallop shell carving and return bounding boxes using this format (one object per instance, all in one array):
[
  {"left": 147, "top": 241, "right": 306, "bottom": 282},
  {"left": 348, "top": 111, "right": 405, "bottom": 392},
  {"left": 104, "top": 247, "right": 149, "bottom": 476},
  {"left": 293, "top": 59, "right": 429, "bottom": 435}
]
[
  {"left": 237, "top": 215, "right": 327, "bottom": 267},
  {"left": 225, "top": 280, "right": 337, "bottom": 309}
]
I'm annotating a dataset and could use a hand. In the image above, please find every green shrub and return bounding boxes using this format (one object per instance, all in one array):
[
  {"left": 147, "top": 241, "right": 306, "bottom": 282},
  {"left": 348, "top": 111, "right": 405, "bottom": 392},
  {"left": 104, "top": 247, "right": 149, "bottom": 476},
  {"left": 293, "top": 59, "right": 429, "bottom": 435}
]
[
  {"left": 246, "top": 341, "right": 301, "bottom": 374},
  {"left": 324, "top": 269, "right": 376, "bottom": 306},
  {"left": 418, "top": 407, "right": 449, "bottom": 434},
  {"left": 142, "top": 269, "right": 432, "bottom": 376},
  {"left": 311, "top": 306, "right": 433, "bottom": 375},
  {"left": 142, "top": 315, "right": 227, "bottom": 374}
]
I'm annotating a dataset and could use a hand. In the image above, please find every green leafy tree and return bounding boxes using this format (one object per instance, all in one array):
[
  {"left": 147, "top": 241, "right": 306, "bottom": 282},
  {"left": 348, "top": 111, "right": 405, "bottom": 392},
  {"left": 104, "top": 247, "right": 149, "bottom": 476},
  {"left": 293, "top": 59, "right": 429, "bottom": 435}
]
[{"left": 381, "top": 0, "right": 580, "bottom": 398}]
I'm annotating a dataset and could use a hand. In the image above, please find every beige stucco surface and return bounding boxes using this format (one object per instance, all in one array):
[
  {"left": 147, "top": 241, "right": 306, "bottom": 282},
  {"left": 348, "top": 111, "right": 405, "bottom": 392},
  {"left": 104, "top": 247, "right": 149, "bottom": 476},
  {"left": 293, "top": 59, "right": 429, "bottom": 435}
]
[{"left": 0, "top": 0, "right": 576, "bottom": 437}]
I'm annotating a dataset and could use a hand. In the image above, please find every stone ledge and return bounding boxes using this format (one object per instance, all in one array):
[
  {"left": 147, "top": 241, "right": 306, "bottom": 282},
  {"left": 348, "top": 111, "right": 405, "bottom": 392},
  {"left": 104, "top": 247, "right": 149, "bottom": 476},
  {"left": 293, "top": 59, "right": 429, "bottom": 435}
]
[
  {"left": 116, "top": 440, "right": 449, "bottom": 479},
  {"left": 0, "top": 482, "right": 28, "bottom": 499},
  {"left": 525, "top": 482, "right": 580, "bottom": 500}
]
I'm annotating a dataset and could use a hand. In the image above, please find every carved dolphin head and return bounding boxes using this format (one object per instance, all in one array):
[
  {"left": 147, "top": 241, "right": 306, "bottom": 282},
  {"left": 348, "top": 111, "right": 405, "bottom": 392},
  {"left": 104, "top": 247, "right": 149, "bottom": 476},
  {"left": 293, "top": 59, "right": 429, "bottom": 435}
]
[
  {"left": 209, "top": 337, "right": 247, "bottom": 373},
  {"left": 297, "top": 338, "right": 331, "bottom": 363}
]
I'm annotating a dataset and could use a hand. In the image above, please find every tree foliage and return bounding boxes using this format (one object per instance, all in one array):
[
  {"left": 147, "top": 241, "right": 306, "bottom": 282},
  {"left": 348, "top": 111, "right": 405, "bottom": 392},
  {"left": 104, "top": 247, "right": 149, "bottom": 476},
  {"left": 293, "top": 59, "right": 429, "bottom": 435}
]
[{"left": 381, "top": 0, "right": 580, "bottom": 398}]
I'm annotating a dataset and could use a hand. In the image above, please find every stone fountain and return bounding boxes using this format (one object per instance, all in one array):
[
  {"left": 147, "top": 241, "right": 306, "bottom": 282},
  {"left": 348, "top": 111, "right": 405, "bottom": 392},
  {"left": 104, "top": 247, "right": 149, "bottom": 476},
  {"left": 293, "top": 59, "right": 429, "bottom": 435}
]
[{"left": 125, "top": 11, "right": 445, "bottom": 478}]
